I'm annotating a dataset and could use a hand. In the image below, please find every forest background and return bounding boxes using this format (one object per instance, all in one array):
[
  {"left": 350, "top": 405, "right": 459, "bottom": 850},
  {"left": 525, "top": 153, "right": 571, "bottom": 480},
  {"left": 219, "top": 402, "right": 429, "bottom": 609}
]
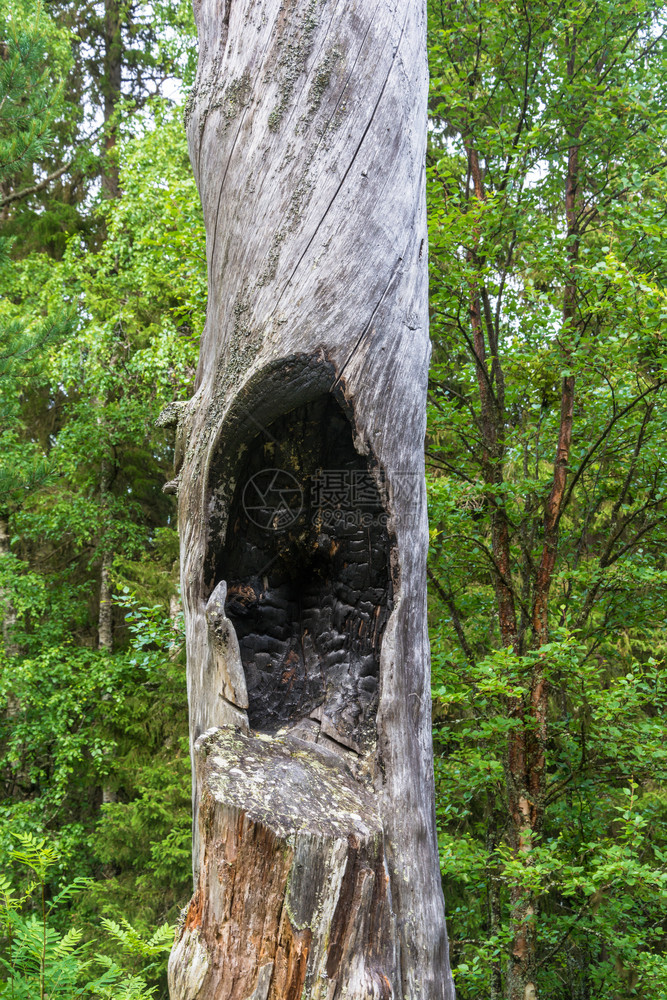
[{"left": 1, "top": 2, "right": 667, "bottom": 999}]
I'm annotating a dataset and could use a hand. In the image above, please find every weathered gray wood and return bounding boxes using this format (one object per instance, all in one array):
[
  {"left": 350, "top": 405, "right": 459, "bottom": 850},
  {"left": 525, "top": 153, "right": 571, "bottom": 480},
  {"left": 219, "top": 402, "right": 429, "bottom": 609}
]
[{"left": 167, "top": 0, "right": 455, "bottom": 996}]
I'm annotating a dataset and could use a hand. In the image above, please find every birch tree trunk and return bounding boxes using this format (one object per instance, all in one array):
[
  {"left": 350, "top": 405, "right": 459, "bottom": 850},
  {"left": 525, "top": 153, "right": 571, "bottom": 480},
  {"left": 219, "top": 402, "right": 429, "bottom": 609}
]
[
  {"left": 167, "top": 1, "right": 454, "bottom": 997},
  {"left": 98, "top": 550, "right": 114, "bottom": 656}
]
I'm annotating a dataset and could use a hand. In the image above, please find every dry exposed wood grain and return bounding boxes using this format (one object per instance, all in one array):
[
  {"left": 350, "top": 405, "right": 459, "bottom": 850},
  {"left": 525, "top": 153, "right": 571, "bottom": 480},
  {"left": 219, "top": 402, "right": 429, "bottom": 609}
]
[{"left": 167, "top": 0, "right": 455, "bottom": 996}]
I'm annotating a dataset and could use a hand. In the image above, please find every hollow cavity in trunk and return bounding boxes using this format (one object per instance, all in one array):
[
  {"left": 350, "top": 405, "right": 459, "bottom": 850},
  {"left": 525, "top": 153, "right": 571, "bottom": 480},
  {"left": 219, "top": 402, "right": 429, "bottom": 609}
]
[{"left": 211, "top": 394, "right": 392, "bottom": 753}]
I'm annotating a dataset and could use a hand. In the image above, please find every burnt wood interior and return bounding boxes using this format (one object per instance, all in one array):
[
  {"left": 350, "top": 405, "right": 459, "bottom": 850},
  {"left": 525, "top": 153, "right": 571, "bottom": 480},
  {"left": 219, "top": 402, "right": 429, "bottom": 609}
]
[{"left": 213, "top": 395, "right": 392, "bottom": 750}]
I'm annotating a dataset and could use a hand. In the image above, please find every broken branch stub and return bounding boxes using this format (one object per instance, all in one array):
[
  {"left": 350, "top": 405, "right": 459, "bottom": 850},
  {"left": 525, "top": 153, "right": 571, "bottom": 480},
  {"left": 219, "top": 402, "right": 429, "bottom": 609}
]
[{"left": 168, "top": 0, "right": 455, "bottom": 997}]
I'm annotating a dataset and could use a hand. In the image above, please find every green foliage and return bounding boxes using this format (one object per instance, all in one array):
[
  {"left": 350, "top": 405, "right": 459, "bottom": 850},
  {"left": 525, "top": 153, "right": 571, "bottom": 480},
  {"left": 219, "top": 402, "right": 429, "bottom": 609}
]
[
  {"left": 0, "top": 564, "right": 190, "bottom": 994},
  {"left": 0, "top": 7, "right": 199, "bottom": 1000},
  {"left": 430, "top": 615, "right": 667, "bottom": 996},
  {"left": 0, "top": 832, "right": 160, "bottom": 999},
  {"left": 0, "top": 1, "right": 74, "bottom": 507},
  {"left": 100, "top": 918, "right": 173, "bottom": 963},
  {"left": 1, "top": 97, "right": 203, "bottom": 613},
  {"left": 0, "top": 0, "right": 198, "bottom": 258},
  {"left": 427, "top": 1, "right": 667, "bottom": 995},
  {"left": 0, "top": 0, "right": 70, "bottom": 189}
]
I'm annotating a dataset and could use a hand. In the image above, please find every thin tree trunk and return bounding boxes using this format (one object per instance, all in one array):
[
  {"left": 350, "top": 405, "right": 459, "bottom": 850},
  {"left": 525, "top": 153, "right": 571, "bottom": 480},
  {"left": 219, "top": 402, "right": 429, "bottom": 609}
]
[
  {"left": 98, "top": 549, "right": 114, "bottom": 653},
  {"left": 98, "top": 545, "right": 116, "bottom": 808},
  {"left": 98, "top": 455, "right": 114, "bottom": 654},
  {"left": 0, "top": 519, "right": 18, "bottom": 661},
  {"left": 464, "top": 143, "right": 518, "bottom": 653},
  {"left": 167, "top": 1, "right": 454, "bottom": 997},
  {"left": 506, "top": 32, "right": 580, "bottom": 1000},
  {"left": 1, "top": 519, "right": 26, "bottom": 801},
  {"left": 486, "top": 802, "right": 503, "bottom": 1000},
  {"left": 0, "top": 519, "right": 21, "bottom": 746},
  {"left": 102, "top": 0, "right": 121, "bottom": 198},
  {"left": 462, "top": 138, "right": 538, "bottom": 999},
  {"left": 98, "top": 462, "right": 116, "bottom": 806},
  {"left": 461, "top": 80, "right": 579, "bottom": 1000}
]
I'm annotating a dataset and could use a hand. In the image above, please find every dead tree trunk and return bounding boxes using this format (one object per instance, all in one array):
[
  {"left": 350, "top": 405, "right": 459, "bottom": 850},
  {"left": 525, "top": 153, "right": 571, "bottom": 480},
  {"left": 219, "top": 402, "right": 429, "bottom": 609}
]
[{"left": 167, "top": 1, "right": 454, "bottom": 997}]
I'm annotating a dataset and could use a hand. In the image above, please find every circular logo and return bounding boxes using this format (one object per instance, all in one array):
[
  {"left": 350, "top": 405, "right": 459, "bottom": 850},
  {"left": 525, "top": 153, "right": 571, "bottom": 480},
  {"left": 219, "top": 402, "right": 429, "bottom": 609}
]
[{"left": 242, "top": 468, "right": 304, "bottom": 531}]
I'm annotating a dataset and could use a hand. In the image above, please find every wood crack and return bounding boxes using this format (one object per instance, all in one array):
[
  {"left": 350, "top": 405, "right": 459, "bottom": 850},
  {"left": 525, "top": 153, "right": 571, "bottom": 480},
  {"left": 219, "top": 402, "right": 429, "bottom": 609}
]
[
  {"left": 333, "top": 248, "right": 407, "bottom": 392},
  {"left": 269, "top": 3, "right": 410, "bottom": 317}
]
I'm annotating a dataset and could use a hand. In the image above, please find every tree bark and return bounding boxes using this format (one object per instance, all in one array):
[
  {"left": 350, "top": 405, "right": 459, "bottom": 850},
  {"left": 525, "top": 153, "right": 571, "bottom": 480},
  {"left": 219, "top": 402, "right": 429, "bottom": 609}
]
[
  {"left": 98, "top": 462, "right": 116, "bottom": 807},
  {"left": 0, "top": 519, "right": 25, "bottom": 801},
  {"left": 167, "top": 1, "right": 454, "bottom": 997},
  {"left": 98, "top": 550, "right": 114, "bottom": 654},
  {"left": 102, "top": 0, "right": 121, "bottom": 198},
  {"left": 0, "top": 519, "right": 18, "bottom": 661},
  {"left": 506, "top": 34, "right": 580, "bottom": 1000},
  {"left": 98, "top": 456, "right": 114, "bottom": 655}
]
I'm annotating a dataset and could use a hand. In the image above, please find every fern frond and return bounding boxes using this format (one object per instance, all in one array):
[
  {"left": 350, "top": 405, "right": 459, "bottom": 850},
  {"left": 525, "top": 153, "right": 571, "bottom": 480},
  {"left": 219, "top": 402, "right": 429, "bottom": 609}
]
[
  {"left": 52, "top": 925, "right": 83, "bottom": 957},
  {"left": 145, "top": 921, "right": 175, "bottom": 951},
  {"left": 49, "top": 876, "right": 95, "bottom": 910}
]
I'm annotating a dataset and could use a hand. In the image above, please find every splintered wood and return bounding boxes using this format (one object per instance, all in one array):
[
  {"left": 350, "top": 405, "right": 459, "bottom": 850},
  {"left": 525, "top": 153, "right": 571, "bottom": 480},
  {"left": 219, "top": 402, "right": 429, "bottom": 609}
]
[{"left": 171, "top": 728, "right": 392, "bottom": 999}]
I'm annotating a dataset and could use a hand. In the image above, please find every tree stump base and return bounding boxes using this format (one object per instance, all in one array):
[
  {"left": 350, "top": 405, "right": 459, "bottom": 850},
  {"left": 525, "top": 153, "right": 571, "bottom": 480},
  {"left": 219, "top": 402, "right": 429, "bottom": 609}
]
[{"left": 169, "top": 725, "right": 397, "bottom": 1000}]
